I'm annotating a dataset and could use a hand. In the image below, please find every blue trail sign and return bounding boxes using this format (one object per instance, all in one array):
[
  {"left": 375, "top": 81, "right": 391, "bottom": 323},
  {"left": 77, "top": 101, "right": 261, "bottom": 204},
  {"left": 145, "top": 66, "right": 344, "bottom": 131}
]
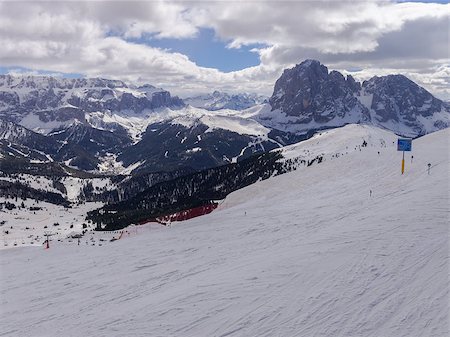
[{"left": 397, "top": 138, "right": 412, "bottom": 152}]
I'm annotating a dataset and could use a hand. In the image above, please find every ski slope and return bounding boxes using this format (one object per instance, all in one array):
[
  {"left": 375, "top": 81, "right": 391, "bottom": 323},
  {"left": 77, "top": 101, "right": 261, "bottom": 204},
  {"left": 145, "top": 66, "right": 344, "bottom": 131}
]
[{"left": 1, "top": 125, "right": 448, "bottom": 337}]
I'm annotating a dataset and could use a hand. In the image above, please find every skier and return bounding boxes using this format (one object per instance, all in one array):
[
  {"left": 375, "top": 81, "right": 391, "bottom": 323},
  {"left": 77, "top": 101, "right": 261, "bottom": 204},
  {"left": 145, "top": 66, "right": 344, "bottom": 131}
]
[
  {"left": 411, "top": 155, "right": 414, "bottom": 163},
  {"left": 370, "top": 190, "right": 372, "bottom": 197},
  {"left": 427, "top": 163, "right": 431, "bottom": 175}
]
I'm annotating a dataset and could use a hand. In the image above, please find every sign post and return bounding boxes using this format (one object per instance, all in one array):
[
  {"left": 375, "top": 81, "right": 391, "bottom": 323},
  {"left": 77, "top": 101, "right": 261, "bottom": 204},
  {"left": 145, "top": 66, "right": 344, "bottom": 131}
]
[{"left": 397, "top": 138, "right": 412, "bottom": 174}]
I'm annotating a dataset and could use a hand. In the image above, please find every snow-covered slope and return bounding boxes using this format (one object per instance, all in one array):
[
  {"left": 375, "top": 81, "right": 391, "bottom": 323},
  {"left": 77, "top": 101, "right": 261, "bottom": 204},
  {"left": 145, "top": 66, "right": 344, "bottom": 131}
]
[
  {"left": 87, "top": 105, "right": 271, "bottom": 142},
  {"left": 1, "top": 124, "right": 448, "bottom": 336},
  {"left": 0, "top": 198, "right": 101, "bottom": 247}
]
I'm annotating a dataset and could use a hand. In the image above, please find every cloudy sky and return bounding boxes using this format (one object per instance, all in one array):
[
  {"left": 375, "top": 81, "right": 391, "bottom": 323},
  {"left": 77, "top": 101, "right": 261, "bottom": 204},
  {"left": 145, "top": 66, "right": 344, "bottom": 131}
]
[{"left": 0, "top": 0, "right": 449, "bottom": 99}]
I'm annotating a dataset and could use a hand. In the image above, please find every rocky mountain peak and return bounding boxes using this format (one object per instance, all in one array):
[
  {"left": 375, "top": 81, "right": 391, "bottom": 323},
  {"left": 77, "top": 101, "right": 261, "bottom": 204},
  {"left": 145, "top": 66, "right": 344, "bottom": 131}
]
[
  {"left": 361, "top": 74, "right": 446, "bottom": 130},
  {"left": 264, "top": 60, "right": 449, "bottom": 137},
  {"left": 269, "top": 59, "right": 365, "bottom": 123}
]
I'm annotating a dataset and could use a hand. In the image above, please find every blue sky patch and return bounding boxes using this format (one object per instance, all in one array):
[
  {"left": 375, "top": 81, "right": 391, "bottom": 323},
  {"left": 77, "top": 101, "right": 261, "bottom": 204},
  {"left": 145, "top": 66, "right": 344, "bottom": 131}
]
[{"left": 131, "top": 28, "right": 264, "bottom": 73}]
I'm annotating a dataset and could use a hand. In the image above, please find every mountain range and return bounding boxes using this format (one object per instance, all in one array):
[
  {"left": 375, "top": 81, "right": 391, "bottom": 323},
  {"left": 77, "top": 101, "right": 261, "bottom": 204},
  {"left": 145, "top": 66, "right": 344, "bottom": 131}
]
[{"left": 0, "top": 60, "right": 448, "bottom": 177}]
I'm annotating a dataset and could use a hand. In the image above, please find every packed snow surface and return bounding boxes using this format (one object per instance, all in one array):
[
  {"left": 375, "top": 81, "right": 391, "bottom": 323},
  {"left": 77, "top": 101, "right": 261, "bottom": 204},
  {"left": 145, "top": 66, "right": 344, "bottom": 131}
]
[{"left": 1, "top": 125, "right": 448, "bottom": 337}]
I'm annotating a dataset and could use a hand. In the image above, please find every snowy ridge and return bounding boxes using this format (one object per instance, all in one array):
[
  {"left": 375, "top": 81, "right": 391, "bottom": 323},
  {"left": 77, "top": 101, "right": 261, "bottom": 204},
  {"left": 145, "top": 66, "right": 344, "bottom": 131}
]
[
  {"left": 86, "top": 105, "right": 271, "bottom": 142},
  {"left": 0, "top": 119, "right": 31, "bottom": 142},
  {"left": 169, "top": 106, "right": 270, "bottom": 138},
  {"left": 0, "top": 75, "right": 164, "bottom": 103},
  {"left": 278, "top": 124, "right": 394, "bottom": 161}
]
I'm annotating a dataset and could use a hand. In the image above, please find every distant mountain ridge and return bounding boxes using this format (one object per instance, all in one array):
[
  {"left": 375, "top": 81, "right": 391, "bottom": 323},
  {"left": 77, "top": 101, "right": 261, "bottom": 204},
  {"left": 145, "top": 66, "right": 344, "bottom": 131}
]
[
  {"left": 0, "top": 75, "right": 184, "bottom": 133},
  {"left": 184, "top": 91, "right": 267, "bottom": 111}
]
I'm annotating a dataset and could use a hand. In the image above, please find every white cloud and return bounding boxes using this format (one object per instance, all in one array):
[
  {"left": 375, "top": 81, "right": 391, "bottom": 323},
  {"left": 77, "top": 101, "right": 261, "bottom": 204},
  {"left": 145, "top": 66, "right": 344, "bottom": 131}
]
[
  {"left": 0, "top": 1, "right": 448, "bottom": 99},
  {"left": 193, "top": 1, "right": 448, "bottom": 54}
]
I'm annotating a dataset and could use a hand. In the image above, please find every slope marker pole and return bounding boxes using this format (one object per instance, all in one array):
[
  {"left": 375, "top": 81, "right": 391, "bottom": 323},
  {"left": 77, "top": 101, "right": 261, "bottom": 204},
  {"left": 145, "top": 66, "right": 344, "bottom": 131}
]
[{"left": 401, "top": 151, "right": 405, "bottom": 175}]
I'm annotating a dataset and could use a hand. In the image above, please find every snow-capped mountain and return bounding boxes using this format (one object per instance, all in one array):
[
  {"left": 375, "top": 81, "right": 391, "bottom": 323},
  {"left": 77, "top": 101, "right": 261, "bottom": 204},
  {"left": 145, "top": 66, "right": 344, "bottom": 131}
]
[
  {"left": 261, "top": 60, "right": 449, "bottom": 137},
  {"left": 0, "top": 75, "right": 184, "bottom": 134},
  {"left": 184, "top": 91, "right": 267, "bottom": 111}
]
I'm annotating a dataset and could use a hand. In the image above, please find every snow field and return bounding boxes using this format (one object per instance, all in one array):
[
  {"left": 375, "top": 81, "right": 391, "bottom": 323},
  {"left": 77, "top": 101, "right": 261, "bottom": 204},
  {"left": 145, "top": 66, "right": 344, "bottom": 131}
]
[{"left": 0, "top": 125, "right": 448, "bottom": 337}]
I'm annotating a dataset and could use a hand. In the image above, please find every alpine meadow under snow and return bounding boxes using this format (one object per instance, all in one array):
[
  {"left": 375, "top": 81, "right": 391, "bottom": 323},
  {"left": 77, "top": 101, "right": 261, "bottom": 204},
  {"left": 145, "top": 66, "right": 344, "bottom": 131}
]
[{"left": 1, "top": 125, "right": 448, "bottom": 337}]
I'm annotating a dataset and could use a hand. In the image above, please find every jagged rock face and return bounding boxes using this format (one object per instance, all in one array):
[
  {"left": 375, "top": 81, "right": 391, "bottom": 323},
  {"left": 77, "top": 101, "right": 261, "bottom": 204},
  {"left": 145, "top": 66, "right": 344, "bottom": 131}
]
[
  {"left": 270, "top": 60, "right": 368, "bottom": 124},
  {"left": 36, "top": 107, "right": 86, "bottom": 123},
  {"left": 0, "top": 91, "right": 19, "bottom": 110},
  {"left": 267, "top": 60, "right": 449, "bottom": 137},
  {"left": 0, "top": 75, "right": 184, "bottom": 124},
  {"left": 362, "top": 75, "right": 445, "bottom": 123}
]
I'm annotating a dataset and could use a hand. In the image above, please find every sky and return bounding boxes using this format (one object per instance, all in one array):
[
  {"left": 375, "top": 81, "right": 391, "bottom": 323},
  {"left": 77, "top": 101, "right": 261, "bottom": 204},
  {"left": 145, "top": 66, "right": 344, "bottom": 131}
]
[{"left": 0, "top": 1, "right": 449, "bottom": 99}]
